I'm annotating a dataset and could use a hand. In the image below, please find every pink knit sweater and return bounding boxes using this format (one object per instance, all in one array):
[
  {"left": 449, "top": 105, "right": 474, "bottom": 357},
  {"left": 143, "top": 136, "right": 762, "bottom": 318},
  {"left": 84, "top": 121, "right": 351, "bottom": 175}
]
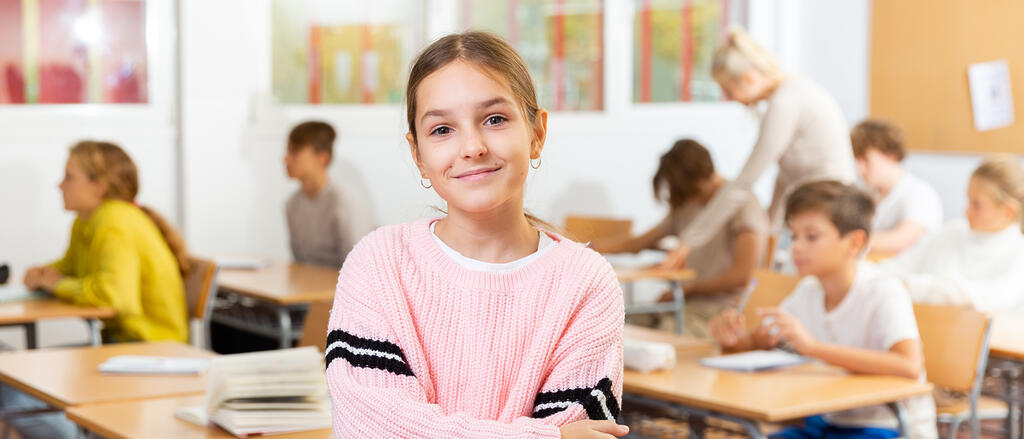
[{"left": 325, "top": 218, "right": 624, "bottom": 438}]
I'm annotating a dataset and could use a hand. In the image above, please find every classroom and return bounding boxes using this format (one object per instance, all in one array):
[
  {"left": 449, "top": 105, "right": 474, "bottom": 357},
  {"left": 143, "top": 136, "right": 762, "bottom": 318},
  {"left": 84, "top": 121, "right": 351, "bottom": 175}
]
[{"left": 1, "top": 0, "right": 1023, "bottom": 438}]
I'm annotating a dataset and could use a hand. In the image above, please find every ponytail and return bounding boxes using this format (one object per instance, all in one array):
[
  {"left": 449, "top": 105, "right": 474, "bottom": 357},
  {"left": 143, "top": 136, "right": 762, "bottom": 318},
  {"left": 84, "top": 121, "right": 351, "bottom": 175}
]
[
  {"left": 139, "top": 206, "right": 190, "bottom": 276},
  {"left": 711, "top": 26, "right": 782, "bottom": 82}
]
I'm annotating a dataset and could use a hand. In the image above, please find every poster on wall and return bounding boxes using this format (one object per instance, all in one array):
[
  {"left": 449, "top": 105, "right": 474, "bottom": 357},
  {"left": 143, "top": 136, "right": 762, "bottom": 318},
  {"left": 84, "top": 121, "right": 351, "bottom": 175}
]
[
  {"left": 272, "top": 0, "right": 423, "bottom": 105},
  {"left": 633, "top": 0, "right": 746, "bottom": 103},
  {"left": 459, "top": 0, "right": 604, "bottom": 112},
  {"left": 968, "top": 59, "right": 1014, "bottom": 132},
  {"left": 0, "top": 0, "right": 148, "bottom": 104}
]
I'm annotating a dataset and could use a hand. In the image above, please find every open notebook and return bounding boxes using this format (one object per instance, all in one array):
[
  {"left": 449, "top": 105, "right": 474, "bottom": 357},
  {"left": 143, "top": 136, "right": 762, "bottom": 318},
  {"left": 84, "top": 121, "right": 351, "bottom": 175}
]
[
  {"left": 700, "top": 350, "right": 808, "bottom": 372},
  {"left": 175, "top": 347, "right": 331, "bottom": 437}
]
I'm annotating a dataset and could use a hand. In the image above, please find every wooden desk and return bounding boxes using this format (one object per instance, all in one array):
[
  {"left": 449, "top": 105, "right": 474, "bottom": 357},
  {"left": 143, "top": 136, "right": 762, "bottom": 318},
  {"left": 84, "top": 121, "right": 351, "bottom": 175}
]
[
  {"left": 214, "top": 262, "right": 338, "bottom": 348},
  {"left": 67, "top": 395, "right": 331, "bottom": 439},
  {"left": 0, "top": 342, "right": 213, "bottom": 409},
  {"left": 216, "top": 263, "right": 338, "bottom": 305},
  {"left": 991, "top": 313, "right": 1024, "bottom": 361},
  {"left": 0, "top": 298, "right": 115, "bottom": 348},
  {"left": 615, "top": 268, "right": 697, "bottom": 335},
  {"left": 623, "top": 356, "right": 932, "bottom": 438},
  {"left": 615, "top": 268, "right": 697, "bottom": 283}
]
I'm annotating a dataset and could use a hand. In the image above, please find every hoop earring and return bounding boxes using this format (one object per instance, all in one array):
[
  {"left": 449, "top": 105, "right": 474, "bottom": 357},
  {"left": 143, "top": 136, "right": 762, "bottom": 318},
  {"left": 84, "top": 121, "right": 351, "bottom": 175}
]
[
  {"left": 420, "top": 178, "right": 432, "bottom": 189},
  {"left": 530, "top": 157, "right": 542, "bottom": 169}
]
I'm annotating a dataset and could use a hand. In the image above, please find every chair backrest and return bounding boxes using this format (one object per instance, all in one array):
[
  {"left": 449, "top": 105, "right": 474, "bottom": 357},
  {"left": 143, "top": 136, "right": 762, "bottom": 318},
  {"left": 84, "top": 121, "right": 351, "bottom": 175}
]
[
  {"left": 762, "top": 235, "right": 777, "bottom": 269},
  {"left": 914, "top": 303, "right": 992, "bottom": 392},
  {"left": 741, "top": 269, "right": 801, "bottom": 328},
  {"left": 184, "top": 257, "right": 218, "bottom": 320},
  {"left": 299, "top": 300, "right": 333, "bottom": 352},
  {"left": 563, "top": 215, "right": 633, "bottom": 243}
]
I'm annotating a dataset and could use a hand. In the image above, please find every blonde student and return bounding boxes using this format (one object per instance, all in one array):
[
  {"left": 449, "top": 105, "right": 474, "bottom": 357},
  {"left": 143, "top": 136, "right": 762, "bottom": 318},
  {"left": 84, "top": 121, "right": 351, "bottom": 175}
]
[
  {"left": 23, "top": 141, "right": 188, "bottom": 343},
  {"left": 851, "top": 120, "right": 942, "bottom": 254},
  {"left": 882, "top": 155, "right": 1024, "bottom": 312},
  {"left": 284, "top": 121, "right": 376, "bottom": 268},
  {"left": 710, "top": 181, "right": 936, "bottom": 439},
  {"left": 324, "top": 32, "right": 627, "bottom": 438},
  {"left": 593, "top": 139, "right": 768, "bottom": 337},
  {"left": 662, "top": 26, "right": 856, "bottom": 269}
]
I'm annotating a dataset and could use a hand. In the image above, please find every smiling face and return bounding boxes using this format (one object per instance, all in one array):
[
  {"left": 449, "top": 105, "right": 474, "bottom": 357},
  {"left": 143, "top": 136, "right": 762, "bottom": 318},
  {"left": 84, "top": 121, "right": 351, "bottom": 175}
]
[{"left": 407, "top": 60, "right": 546, "bottom": 216}]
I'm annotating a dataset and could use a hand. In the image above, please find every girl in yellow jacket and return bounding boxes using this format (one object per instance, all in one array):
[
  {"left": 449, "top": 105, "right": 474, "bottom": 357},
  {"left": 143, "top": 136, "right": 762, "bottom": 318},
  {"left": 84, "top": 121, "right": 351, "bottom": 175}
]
[{"left": 23, "top": 141, "right": 188, "bottom": 343}]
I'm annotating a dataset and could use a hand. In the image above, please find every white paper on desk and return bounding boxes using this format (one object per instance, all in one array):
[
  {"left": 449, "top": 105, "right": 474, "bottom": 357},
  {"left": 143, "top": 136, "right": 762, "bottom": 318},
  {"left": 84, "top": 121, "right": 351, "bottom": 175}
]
[
  {"left": 0, "top": 285, "right": 47, "bottom": 303},
  {"left": 99, "top": 356, "right": 210, "bottom": 375},
  {"left": 700, "top": 350, "right": 808, "bottom": 372},
  {"left": 968, "top": 59, "right": 1015, "bottom": 131},
  {"left": 603, "top": 250, "right": 667, "bottom": 269},
  {"left": 604, "top": 251, "right": 671, "bottom": 304}
]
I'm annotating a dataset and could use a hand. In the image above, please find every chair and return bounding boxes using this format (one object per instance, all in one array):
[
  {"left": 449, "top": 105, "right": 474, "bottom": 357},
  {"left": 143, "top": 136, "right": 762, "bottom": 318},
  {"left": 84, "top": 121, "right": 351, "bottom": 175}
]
[
  {"left": 299, "top": 300, "right": 332, "bottom": 352},
  {"left": 184, "top": 257, "right": 219, "bottom": 349},
  {"left": 564, "top": 215, "right": 633, "bottom": 244},
  {"left": 762, "top": 235, "right": 777, "bottom": 269},
  {"left": 740, "top": 269, "right": 801, "bottom": 329},
  {"left": 915, "top": 303, "right": 1002, "bottom": 439}
]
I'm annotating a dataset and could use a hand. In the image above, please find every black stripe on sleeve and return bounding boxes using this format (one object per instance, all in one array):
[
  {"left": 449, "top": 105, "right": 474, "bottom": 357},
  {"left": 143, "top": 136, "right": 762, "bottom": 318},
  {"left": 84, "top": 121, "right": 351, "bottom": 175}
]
[{"left": 325, "top": 329, "right": 415, "bottom": 377}]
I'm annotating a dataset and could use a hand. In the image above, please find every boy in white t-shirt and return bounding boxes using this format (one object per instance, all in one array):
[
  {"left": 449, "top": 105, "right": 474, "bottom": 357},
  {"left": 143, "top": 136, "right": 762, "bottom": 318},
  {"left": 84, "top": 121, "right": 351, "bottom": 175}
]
[
  {"left": 851, "top": 120, "right": 943, "bottom": 255},
  {"left": 710, "top": 181, "right": 937, "bottom": 439}
]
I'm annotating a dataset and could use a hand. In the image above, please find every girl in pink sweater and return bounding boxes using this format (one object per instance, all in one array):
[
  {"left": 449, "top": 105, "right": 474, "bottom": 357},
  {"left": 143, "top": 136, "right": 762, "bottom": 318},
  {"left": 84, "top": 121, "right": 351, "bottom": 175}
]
[{"left": 325, "top": 32, "right": 627, "bottom": 438}]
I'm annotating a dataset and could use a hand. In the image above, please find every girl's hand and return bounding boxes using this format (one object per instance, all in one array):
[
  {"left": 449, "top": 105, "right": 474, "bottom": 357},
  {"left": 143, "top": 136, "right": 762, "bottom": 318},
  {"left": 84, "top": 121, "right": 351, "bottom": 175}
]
[
  {"left": 560, "top": 420, "right": 629, "bottom": 439},
  {"left": 658, "top": 244, "right": 691, "bottom": 270},
  {"left": 23, "top": 266, "right": 45, "bottom": 290},
  {"left": 35, "top": 267, "right": 64, "bottom": 292},
  {"left": 757, "top": 308, "right": 818, "bottom": 355},
  {"left": 709, "top": 309, "right": 746, "bottom": 348}
]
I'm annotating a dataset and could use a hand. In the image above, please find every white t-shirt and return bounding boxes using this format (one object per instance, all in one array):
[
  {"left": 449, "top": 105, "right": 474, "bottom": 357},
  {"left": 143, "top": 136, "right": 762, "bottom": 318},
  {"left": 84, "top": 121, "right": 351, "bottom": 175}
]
[
  {"left": 872, "top": 171, "right": 943, "bottom": 234},
  {"left": 780, "top": 262, "right": 937, "bottom": 439},
  {"left": 430, "top": 222, "right": 557, "bottom": 273},
  {"left": 881, "top": 219, "right": 1024, "bottom": 312}
]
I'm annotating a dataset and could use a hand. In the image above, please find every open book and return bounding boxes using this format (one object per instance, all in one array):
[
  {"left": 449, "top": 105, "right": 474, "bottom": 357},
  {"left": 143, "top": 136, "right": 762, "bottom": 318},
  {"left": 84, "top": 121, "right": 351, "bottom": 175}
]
[{"left": 175, "top": 347, "right": 331, "bottom": 437}]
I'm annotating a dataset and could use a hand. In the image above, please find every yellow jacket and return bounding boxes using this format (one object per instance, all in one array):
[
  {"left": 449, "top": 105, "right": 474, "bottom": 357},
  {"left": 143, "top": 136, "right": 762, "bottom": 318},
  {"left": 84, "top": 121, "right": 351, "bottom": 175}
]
[{"left": 50, "top": 199, "right": 188, "bottom": 343}]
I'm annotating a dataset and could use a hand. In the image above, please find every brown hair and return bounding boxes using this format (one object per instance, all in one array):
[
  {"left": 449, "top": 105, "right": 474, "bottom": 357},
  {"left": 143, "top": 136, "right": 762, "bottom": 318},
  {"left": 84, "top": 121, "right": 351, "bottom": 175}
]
[
  {"left": 405, "top": 31, "right": 556, "bottom": 232},
  {"left": 972, "top": 154, "right": 1024, "bottom": 232},
  {"left": 69, "top": 141, "right": 189, "bottom": 276},
  {"left": 851, "top": 119, "right": 906, "bottom": 161},
  {"left": 785, "top": 180, "right": 876, "bottom": 238},
  {"left": 652, "top": 139, "right": 715, "bottom": 210},
  {"left": 287, "top": 121, "right": 336, "bottom": 164}
]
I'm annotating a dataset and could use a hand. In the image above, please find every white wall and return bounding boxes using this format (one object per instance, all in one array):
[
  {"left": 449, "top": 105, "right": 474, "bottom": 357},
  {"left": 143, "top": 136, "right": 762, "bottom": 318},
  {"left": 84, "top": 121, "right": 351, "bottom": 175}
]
[{"left": 0, "top": 2, "right": 178, "bottom": 348}]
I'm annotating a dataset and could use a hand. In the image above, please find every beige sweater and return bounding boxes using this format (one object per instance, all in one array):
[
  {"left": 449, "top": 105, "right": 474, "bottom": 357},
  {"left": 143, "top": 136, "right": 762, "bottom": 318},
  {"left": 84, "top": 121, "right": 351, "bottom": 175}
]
[{"left": 682, "top": 76, "right": 856, "bottom": 246}]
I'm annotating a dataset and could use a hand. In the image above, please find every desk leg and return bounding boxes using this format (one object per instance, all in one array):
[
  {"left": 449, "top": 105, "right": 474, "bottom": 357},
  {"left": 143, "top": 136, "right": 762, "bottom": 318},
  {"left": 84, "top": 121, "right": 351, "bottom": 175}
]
[
  {"left": 278, "top": 307, "right": 292, "bottom": 349},
  {"left": 886, "top": 401, "right": 910, "bottom": 438},
  {"left": 1014, "top": 364, "right": 1023, "bottom": 439},
  {"left": 672, "top": 281, "right": 685, "bottom": 335},
  {"left": 87, "top": 319, "right": 102, "bottom": 347},
  {"left": 23, "top": 323, "right": 36, "bottom": 350},
  {"left": 688, "top": 415, "right": 706, "bottom": 439}
]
